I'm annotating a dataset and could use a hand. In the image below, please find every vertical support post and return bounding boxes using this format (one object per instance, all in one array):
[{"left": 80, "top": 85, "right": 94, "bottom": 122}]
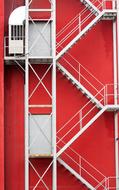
[
  {"left": 25, "top": 0, "right": 29, "bottom": 189},
  {"left": 113, "top": 0, "right": 119, "bottom": 188},
  {"left": 80, "top": 110, "right": 82, "bottom": 130},
  {"left": 78, "top": 63, "right": 80, "bottom": 82},
  {"left": 116, "top": 0, "right": 119, "bottom": 188},
  {"left": 51, "top": 0, "right": 57, "bottom": 190},
  {"left": 79, "top": 14, "right": 81, "bottom": 33}
]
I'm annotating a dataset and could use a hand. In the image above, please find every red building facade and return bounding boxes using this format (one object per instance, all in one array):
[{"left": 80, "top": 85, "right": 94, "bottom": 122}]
[{"left": 1, "top": 0, "right": 119, "bottom": 189}]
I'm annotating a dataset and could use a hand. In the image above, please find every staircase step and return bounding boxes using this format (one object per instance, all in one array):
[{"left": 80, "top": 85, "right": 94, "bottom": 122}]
[
  {"left": 58, "top": 158, "right": 94, "bottom": 190},
  {"left": 57, "top": 63, "right": 103, "bottom": 109},
  {"left": 80, "top": 0, "right": 100, "bottom": 16}
]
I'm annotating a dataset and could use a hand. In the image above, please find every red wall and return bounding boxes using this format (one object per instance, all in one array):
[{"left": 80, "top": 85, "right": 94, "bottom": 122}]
[
  {"left": 4, "top": 0, "right": 116, "bottom": 189},
  {"left": 0, "top": 0, "right": 4, "bottom": 189}
]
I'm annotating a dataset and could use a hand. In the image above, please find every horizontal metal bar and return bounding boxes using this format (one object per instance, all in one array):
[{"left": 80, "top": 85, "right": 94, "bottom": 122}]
[
  {"left": 29, "top": 9, "right": 53, "bottom": 12},
  {"left": 29, "top": 104, "right": 52, "bottom": 108}
]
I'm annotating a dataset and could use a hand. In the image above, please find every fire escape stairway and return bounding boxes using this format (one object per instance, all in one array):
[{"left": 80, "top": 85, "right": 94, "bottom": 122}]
[
  {"left": 58, "top": 158, "right": 95, "bottom": 190},
  {"left": 56, "top": 106, "right": 107, "bottom": 189},
  {"left": 56, "top": 9, "right": 116, "bottom": 61},
  {"left": 80, "top": 0, "right": 100, "bottom": 15},
  {"left": 57, "top": 106, "right": 106, "bottom": 157},
  {"left": 57, "top": 62, "right": 103, "bottom": 109},
  {"left": 56, "top": 1, "right": 117, "bottom": 189},
  {"left": 57, "top": 135, "right": 107, "bottom": 189}
]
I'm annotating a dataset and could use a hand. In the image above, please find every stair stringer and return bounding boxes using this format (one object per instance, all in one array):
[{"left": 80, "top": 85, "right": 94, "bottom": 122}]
[
  {"left": 57, "top": 62, "right": 103, "bottom": 109},
  {"left": 56, "top": 10, "right": 109, "bottom": 60},
  {"left": 58, "top": 158, "right": 95, "bottom": 190},
  {"left": 80, "top": 0, "right": 100, "bottom": 15},
  {"left": 57, "top": 106, "right": 107, "bottom": 157}
]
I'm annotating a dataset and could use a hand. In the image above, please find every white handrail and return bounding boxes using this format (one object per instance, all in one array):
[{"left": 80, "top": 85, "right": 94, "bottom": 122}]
[
  {"left": 57, "top": 97, "right": 103, "bottom": 144},
  {"left": 56, "top": 0, "right": 116, "bottom": 50},
  {"left": 57, "top": 137, "right": 106, "bottom": 188},
  {"left": 57, "top": 86, "right": 105, "bottom": 134},
  {"left": 56, "top": 0, "right": 103, "bottom": 47},
  {"left": 60, "top": 54, "right": 104, "bottom": 92},
  {"left": 57, "top": 83, "right": 119, "bottom": 143},
  {"left": 56, "top": 0, "right": 99, "bottom": 38},
  {"left": 57, "top": 136, "right": 106, "bottom": 178},
  {"left": 66, "top": 52, "right": 104, "bottom": 86}
]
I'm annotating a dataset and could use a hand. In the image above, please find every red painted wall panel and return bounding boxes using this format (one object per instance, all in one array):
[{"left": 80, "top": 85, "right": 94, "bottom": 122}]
[
  {"left": 0, "top": 0, "right": 4, "bottom": 189},
  {"left": 4, "top": 66, "right": 24, "bottom": 190}
]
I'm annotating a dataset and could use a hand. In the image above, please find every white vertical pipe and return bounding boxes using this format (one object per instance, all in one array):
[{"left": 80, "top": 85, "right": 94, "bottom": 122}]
[
  {"left": 51, "top": 0, "right": 57, "bottom": 190},
  {"left": 116, "top": 0, "right": 119, "bottom": 188},
  {"left": 25, "top": 0, "right": 29, "bottom": 189}
]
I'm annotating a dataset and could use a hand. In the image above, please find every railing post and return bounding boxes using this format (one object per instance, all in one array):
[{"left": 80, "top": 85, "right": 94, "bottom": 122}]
[
  {"left": 79, "top": 14, "right": 81, "bottom": 33},
  {"left": 105, "top": 85, "right": 108, "bottom": 105},
  {"left": 104, "top": 177, "right": 108, "bottom": 190},
  {"left": 80, "top": 110, "right": 82, "bottom": 130},
  {"left": 79, "top": 156, "right": 82, "bottom": 176},
  {"left": 104, "top": 86, "right": 106, "bottom": 105},
  {"left": 107, "top": 177, "right": 109, "bottom": 190},
  {"left": 103, "top": 0, "right": 106, "bottom": 9},
  {"left": 79, "top": 63, "right": 80, "bottom": 82}
]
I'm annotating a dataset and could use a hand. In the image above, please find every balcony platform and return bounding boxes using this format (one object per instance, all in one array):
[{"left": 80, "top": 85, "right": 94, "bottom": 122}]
[
  {"left": 4, "top": 56, "right": 53, "bottom": 65},
  {"left": 106, "top": 105, "right": 119, "bottom": 112},
  {"left": 102, "top": 9, "right": 117, "bottom": 20}
]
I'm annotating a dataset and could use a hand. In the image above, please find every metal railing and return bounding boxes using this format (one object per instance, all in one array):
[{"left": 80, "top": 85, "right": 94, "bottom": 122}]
[
  {"left": 57, "top": 87, "right": 105, "bottom": 146},
  {"left": 57, "top": 84, "right": 119, "bottom": 149},
  {"left": 56, "top": 0, "right": 117, "bottom": 53},
  {"left": 104, "top": 84, "right": 119, "bottom": 105},
  {"left": 58, "top": 51, "right": 104, "bottom": 97},
  {"left": 96, "top": 176, "right": 119, "bottom": 189},
  {"left": 57, "top": 137, "right": 107, "bottom": 189}
]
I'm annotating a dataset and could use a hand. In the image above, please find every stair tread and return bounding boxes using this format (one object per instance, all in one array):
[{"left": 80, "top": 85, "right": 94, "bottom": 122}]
[{"left": 58, "top": 162, "right": 89, "bottom": 190}]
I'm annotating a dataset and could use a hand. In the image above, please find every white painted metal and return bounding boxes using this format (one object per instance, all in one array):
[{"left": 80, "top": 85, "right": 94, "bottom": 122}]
[
  {"left": 58, "top": 158, "right": 95, "bottom": 190},
  {"left": 9, "top": 6, "right": 25, "bottom": 25},
  {"left": 29, "top": 104, "right": 52, "bottom": 108},
  {"left": 112, "top": 0, "right": 119, "bottom": 189},
  {"left": 116, "top": 0, "right": 119, "bottom": 188},
  {"left": 25, "top": 1, "right": 29, "bottom": 190},
  {"left": 9, "top": 36, "right": 24, "bottom": 54},
  {"left": 51, "top": 0, "right": 57, "bottom": 189},
  {"left": 57, "top": 106, "right": 107, "bottom": 157},
  {"left": 29, "top": 22, "right": 51, "bottom": 57},
  {"left": 56, "top": 10, "right": 117, "bottom": 60},
  {"left": 29, "top": 9, "right": 52, "bottom": 12},
  {"left": 57, "top": 62, "right": 103, "bottom": 108},
  {"left": 29, "top": 115, "right": 52, "bottom": 155},
  {"left": 56, "top": 11, "right": 105, "bottom": 60},
  {"left": 80, "top": 0, "right": 100, "bottom": 15}
]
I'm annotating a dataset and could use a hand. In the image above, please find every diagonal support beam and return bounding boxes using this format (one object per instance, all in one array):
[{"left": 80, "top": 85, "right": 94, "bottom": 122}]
[
  {"left": 56, "top": 10, "right": 105, "bottom": 61},
  {"left": 57, "top": 106, "right": 107, "bottom": 157},
  {"left": 80, "top": 0, "right": 100, "bottom": 15},
  {"left": 58, "top": 158, "right": 95, "bottom": 190},
  {"left": 57, "top": 62, "right": 104, "bottom": 108}
]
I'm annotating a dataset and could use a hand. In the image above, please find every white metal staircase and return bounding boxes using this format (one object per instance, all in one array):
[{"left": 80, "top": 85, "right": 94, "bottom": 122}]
[
  {"left": 56, "top": 9, "right": 116, "bottom": 60},
  {"left": 80, "top": 0, "right": 100, "bottom": 15},
  {"left": 57, "top": 62, "right": 103, "bottom": 108},
  {"left": 56, "top": 0, "right": 118, "bottom": 189},
  {"left": 57, "top": 137, "right": 107, "bottom": 190},
  {"left": 58, "top": 158, "right": 95, "bottom": 190},
  {"left": 57, "top": 105, "right": 106, "bottom": 157}
]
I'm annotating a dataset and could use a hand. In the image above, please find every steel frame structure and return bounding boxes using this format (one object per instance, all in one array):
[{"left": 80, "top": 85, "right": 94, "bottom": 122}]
[
  {"left": 3, "top": 0, "right": 119, "bottom": 189},
  {"left": 24, "top": 0, "right": 56, "bottom": 189}
]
